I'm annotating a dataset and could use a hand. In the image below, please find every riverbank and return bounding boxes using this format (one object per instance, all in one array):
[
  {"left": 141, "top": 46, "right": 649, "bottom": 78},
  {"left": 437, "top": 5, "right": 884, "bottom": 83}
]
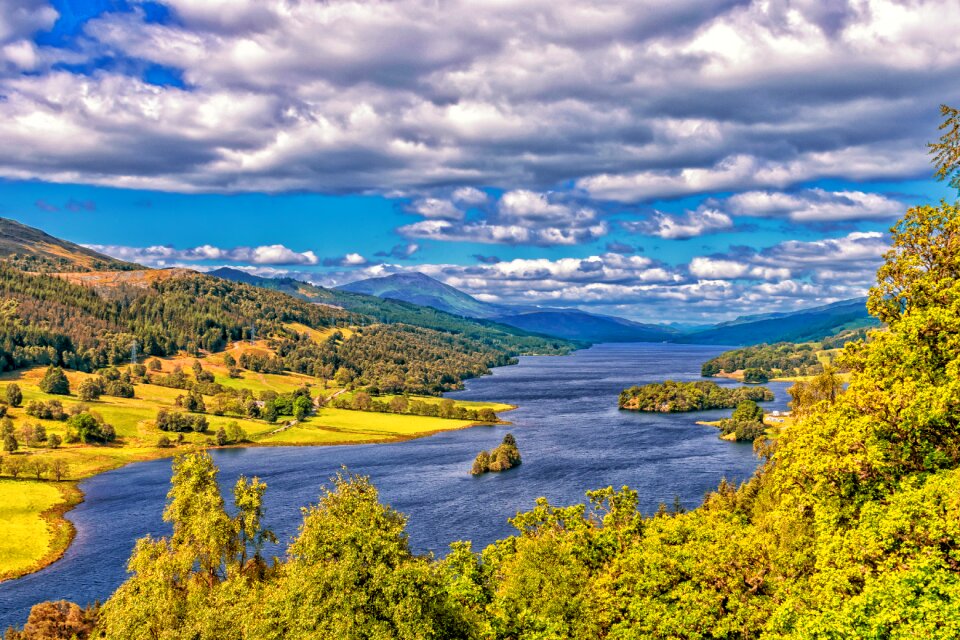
[
  {"left": 0, "top": 342, "right": 776, "bottom": 630},
  {"left": 0, "top": 359, "right": 515, "bottom": 584}
]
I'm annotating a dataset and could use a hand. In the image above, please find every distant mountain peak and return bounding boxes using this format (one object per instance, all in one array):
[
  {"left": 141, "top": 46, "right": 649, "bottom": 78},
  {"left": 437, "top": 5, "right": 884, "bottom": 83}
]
[{"left": 337, "top": 271, "right": 504, "bottom": 319}]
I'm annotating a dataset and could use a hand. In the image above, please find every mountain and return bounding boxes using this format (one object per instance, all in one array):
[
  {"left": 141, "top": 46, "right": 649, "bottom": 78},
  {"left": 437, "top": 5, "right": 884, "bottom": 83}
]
[
  {"left": 678, "top": 298, "right": 878, "bottom": 346},
  {"left": 337, "top": 272, "right": 510, "bottom": 318},
  {"left": 494, "top": 310, "right": 677, "bottom": 343},
  {"left": 0, "top": 217, "right": 140, "bottom": 272},
  {"left": 332, "top": 271, "right": 877, "bottom": 345},
  {"left": 208, "top": 267, "right": 579, "bottom": 354},
  {"left": 0, "top": 221, "right": 576, "bottom": 395},
  {"left": 337, "top": 272, "right": 680, "bottom": 342}
]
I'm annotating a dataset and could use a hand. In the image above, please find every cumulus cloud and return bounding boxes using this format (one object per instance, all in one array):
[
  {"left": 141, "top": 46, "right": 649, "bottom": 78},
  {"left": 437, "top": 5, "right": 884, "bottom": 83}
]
[
  {"left": 688, "top": 257, "right": 789, "bottom": 280},
  {"left": 452, "top": 187, "right": 488, "bottom": 204},
  {"left": 625, "top": 207, "right": 733, "bottom": 239},
  {"left": 604, "top": 241, "right": 637, "bottom": 254},
  {"left": 726, "top": 188, "right": 904, "bottom": 222},
  {"left": 0, "top": 0, "right": 953, "bottom": 194},
  {"left": 407, "top": 198, "right": 464, "bottom": 220},
  {"left": 323, "top": 252, "right": 368, "bottom": 267},
  {"left": 374, "top": 243, "right": 419, "bottom": 260},
  {"left": 399, "top": 189, "right": 608, "bottom": 246},
  {"left": 87, "top": 243, "right": 320, "bottom": 266}
]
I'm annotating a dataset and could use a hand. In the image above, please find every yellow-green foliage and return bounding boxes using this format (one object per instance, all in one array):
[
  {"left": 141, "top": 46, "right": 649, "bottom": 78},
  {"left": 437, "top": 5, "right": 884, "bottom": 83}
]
[
  {"left": 0, "top": 352, "right": 489, "bottom": 485},
  {"left": 0, "top": 480, "right": 63, "bottom": 578}
]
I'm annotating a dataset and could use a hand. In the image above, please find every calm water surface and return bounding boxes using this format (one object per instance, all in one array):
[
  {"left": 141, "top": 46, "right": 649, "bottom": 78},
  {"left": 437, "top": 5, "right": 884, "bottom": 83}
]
[{"left": 0, "top": 343, "right": 791, "bottom": 628}]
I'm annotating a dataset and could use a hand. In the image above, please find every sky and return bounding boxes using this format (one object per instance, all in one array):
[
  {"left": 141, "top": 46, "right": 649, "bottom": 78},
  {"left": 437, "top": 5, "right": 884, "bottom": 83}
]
[{"left": 0, "top": 0, "right": 958, "bottom": 323}]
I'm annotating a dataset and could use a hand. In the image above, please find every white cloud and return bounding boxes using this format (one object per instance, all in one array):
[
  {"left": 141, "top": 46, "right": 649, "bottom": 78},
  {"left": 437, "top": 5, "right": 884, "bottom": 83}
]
[
  {"left": 625, "top": 207, "right": 733, "bottom": 239},
  {"left": 400, "top": 189, "right": 608, "bottom": 246},
  {"left": 407, "top": 197, "right": 464, "bottom": 220},
  {"left": 726, "top": 188, "right": 904, "bottom": 222},
  {"left": 0, "top": 0, "right": 953, "bottom": 194},
  {"left": 689, "top": 257, "right": 749, "bottom": 279},
  {"left": 86, "top": 242, "right": 319, "bottom": 266},
  {"left": 452, "top": 186, "right": 488, "bottom": 204}
]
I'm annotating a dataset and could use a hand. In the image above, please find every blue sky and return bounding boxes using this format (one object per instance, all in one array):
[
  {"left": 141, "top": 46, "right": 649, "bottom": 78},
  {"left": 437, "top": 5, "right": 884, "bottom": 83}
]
[{"left": 0, "top": 0, "right": 958, "bottom": 322}]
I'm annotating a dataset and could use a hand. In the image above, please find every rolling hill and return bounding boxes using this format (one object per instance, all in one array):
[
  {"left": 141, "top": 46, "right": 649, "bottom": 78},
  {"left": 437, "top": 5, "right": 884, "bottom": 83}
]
[
  {"left": 0, "top": 217, "right": 140, "bottom": 272},
  {"left": 677, "top": 298, "right": 878, "bottom": 345},
  {"left": 494, "top": 310, "right": 677, "bottom": 343},
  {"left": 338, "top": 272, "right": 510, "bottom": 318},
  {"left": 337, "top": 272, "right": 680, "bottom": 342},
  {"left": 208, "top": 267, "right": 578, "bottom": 354},
  {"left": 0, "top": 219, "right": 575, "bottom": 394}
]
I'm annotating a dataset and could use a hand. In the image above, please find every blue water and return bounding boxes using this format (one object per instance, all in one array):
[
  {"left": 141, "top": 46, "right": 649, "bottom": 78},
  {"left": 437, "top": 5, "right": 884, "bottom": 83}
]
[{"left": 0, "top": 343, "right": 791, "bottom": 628}]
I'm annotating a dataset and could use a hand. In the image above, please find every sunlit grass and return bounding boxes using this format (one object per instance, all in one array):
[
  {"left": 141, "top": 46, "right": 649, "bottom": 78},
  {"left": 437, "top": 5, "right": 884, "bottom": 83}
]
[{"left": 0, "top": 479, "right": 63, "bottom": 579}]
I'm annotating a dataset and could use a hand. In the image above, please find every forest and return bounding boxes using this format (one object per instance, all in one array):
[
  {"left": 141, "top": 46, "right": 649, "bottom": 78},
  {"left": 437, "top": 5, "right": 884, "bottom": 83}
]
[
  {"left": 0, "top": 264, "right": 572, "bottom": 396},
  {"left": 10, "top": 196, "right": 960, "bottom": 640},
  {"left": 700, "top": 328, "right": 870, "bottom": 379},
  {"left": 618, "top": 380, "right": 774, "bottom": 412}
]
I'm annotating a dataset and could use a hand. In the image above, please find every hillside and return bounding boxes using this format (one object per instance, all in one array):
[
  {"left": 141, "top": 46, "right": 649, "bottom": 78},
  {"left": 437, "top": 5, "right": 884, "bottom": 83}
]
[
  {"left": 494, "top": 309, "right": 677, "bottom": 342},
  {"left": 209, "top": 267, "right": 576, "bottom": 355},
  {"left": 677, "top": 298, "right": 878, "bottom": 345},
  {"left": 336, "top": 271, "right": 679, "bottom": 342},
  {"left": 338, "top": 272, "right": 509, "bottom": 318},
  {"left": 0, "top": 218, "right": 139, "bottom": 272},
  {"left": 700, "top": 326, "right": 872, "bottom": 380}
]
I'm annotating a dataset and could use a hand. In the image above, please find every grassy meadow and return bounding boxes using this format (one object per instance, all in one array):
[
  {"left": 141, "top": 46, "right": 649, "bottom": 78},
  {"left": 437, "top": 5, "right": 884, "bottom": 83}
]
[{"left": 0, "top": 342, "right": 511, "bottom": 582}]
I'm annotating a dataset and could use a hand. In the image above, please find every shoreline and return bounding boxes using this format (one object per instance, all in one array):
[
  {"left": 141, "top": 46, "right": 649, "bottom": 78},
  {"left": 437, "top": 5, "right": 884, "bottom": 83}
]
[{"left": 0, "top": 406, "right": 517, "bottom": 585}]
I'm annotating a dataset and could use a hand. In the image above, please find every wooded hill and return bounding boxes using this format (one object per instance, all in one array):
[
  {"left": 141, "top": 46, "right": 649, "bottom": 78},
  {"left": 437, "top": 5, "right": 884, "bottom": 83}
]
[
  {"left": 0, "top": 222, "right": 575, "bottom": 395},
  {"left": 0, "top": 218, "right": 139, "bottom": 273},
  {"left": 700, "top": 327, "right": 870, "bottom": 379}
]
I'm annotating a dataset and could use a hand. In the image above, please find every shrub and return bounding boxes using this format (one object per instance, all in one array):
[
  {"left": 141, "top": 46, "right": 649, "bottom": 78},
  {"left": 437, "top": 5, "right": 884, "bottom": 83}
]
[
  {"left": 77, "top": 378, "right": 103, "bottom": 401},
  {"left": 155, "top": 409, "right": 208, "bottom": 433},
  {"left": 105, "top": 381, "right": 135, "bottom": 398},
  {"left": 26, "top": 400, "right": 67, "bottom": 421},
  {"left": 66, "top": 412, "right": 116, "bottom": 444}
]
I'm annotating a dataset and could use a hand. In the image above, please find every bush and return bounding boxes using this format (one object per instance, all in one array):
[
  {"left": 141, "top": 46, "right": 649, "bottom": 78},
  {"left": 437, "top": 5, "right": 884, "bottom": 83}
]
[
  {"left": 225, "top": 422, "right": 247, "bottom": 444},
  {"left": 155, "top": 409, "right": 208, "bottom": 433},
  {"left": 105, "top": 380, "right": 135, "bottom": 398},
  {"left": 66, "top": 412, "right": 116, "bottom": 444},
  {"left": 77, "top": 378, "right": 103, "bottom": 401},
  {"left": 26, "top": 399, "right": 67, "bottom": 421}
]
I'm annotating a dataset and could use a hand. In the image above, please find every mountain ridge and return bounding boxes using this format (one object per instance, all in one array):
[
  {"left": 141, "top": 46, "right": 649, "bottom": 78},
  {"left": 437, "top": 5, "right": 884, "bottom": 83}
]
[{"left": 0, "top": 217, "right": 141, "bottom": 272}]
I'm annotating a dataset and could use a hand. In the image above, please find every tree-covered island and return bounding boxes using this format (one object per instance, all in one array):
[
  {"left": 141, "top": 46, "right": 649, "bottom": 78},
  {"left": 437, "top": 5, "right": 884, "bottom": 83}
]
[
  {"left": 618, "top": 380, "right": 774, "bottom": 412},
  {"left": 471, "top": 433, "right": 521, "bottom": 475}
]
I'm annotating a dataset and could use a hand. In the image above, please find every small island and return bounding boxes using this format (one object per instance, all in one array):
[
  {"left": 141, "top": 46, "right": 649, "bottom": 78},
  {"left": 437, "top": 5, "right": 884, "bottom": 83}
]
[
  {"left": 471, "top": 433, "right": 521, "bottom": 475},
  {"left": 715, "top": 399, "right": 768, "bottom": 442},
  {"left": 618, "top": 380, "right": 774, "bottom": 412}
]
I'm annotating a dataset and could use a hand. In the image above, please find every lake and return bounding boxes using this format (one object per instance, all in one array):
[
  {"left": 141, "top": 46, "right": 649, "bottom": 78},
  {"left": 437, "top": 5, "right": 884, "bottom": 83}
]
[{"left": 0, "top": 343, "right": 792, "bottom": 628}]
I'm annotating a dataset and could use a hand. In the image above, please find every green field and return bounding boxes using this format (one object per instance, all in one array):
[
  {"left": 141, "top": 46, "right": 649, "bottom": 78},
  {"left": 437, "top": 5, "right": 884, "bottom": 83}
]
[
  {"left": 0, "top": 480, "right": 69, "bottom": 580},
  {"left": 0, "top": 351, "right": 514, "bottom": 581},
  {"left": 338, "top": 391, "right": 515, "bottom": 413}
]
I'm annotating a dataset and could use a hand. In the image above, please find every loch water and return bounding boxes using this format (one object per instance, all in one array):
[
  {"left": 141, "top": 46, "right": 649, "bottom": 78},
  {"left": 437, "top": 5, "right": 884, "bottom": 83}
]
[{"left": 0, "top": 343, "right": 793, "bottom": 628}]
